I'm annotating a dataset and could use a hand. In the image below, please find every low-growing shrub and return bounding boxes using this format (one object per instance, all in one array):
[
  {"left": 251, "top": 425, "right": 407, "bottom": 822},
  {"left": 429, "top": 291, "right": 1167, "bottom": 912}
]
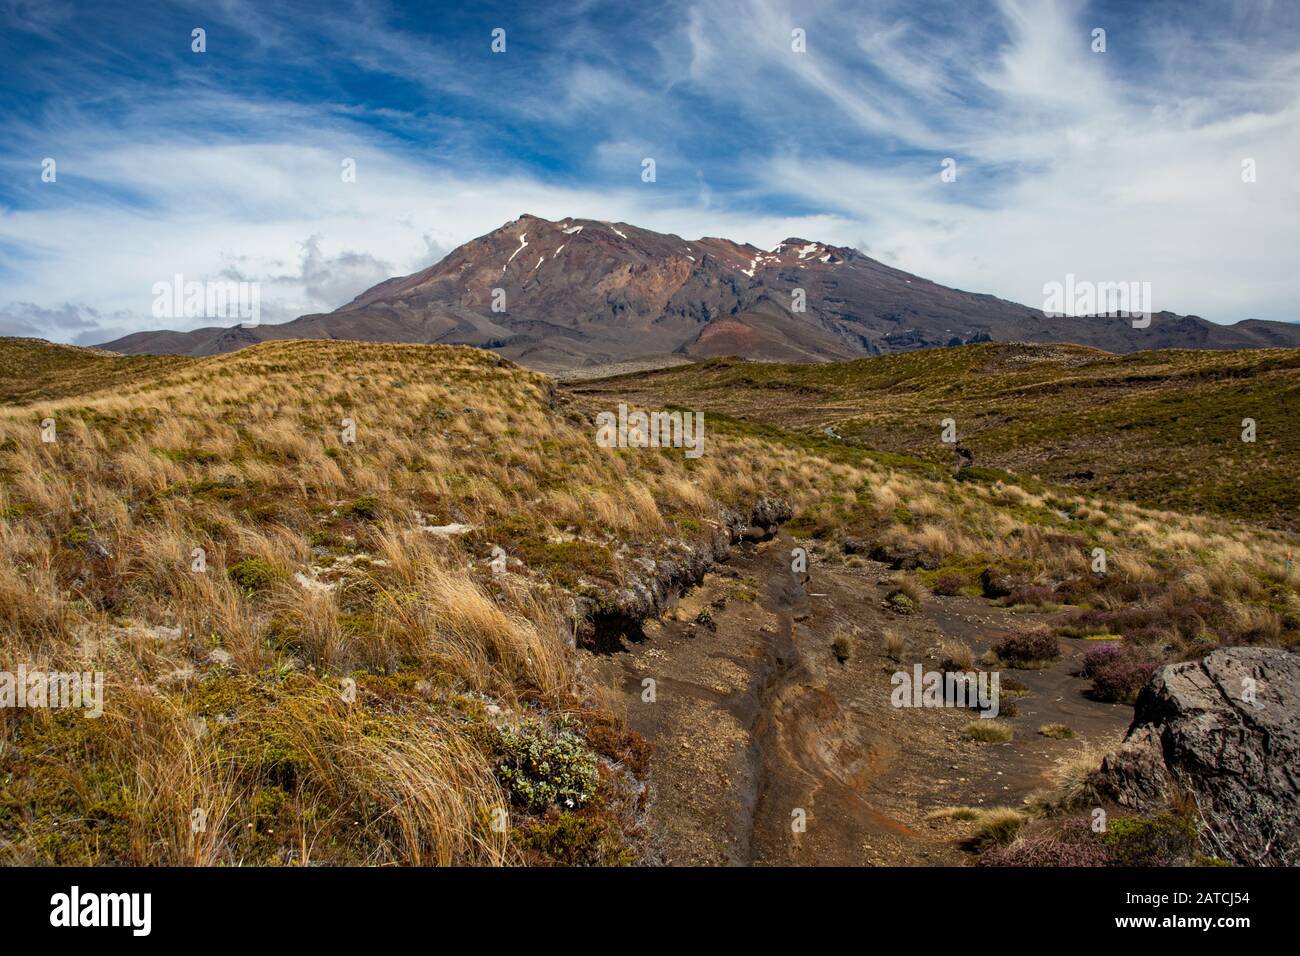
[
  {"left": 887, "top": 591, "right": 919, "bottom": 614},
  {"left": 993, "top": 630, "right": 1061, "bottom": 667},
  {"left": 490, "top": 719, "right": 600, "bottom": 813},
  {"left": 345, "top": 495, "right": 380, "bottom": 521},
  {"left": 1038, "top": 723, "right": 1075, "bottom": 739},
  {"left": 931, "top": 574, "right": 964, "bottom": 596},
  {"left": 1103, "top": 812, "right": 1200, "bottom": 866},
  {"left": 1082, "top": 643, "right": 1156, "bottom": 703},
  {"left": 1004, "top": 584, "right": 1058, "bottom": 608},
  {"left": 227, "top": 558, "right": 284, "bottom": 593},
  {"left": 981, "top": 833, "right": 1110, "bottom": 867},
  {"left": 518, "top": 811, "right": 634, "bottom": 866}
]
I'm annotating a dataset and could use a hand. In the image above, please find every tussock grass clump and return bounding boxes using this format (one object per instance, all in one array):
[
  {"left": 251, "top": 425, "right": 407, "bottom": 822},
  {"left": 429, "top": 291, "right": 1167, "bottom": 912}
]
[
  {"left": 1038, "top": 723, "right": 1075, "bottom": 739},
  {"left": 937, "top": 638, "right": 975, "bottom": 672},
  {"left": 964, "top": 720, "right": 1014, "bottom": 743},
  {"left": 885, "top": 574, "right": 925, "bottom": 614},
  {"left": 882, "top": 627, "right": 906, "bottom": 662},
  {"left": 927, "top": 806, "right": 1027, "bottom": 851},
  {"left": 831, "top": 628, "right": 853, "bottom": 663}
]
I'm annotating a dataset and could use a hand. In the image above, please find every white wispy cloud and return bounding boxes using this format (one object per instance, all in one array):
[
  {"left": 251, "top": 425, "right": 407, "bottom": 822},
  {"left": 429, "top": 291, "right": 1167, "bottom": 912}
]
[{"left": 1, "top": 0, "right": 1297, "bottom": 344}]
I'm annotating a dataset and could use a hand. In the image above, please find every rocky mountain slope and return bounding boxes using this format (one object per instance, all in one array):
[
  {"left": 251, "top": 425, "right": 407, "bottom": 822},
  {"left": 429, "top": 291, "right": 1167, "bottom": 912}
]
[{"left": 96, "top": 215, "right": 1300, "bottom": 370}]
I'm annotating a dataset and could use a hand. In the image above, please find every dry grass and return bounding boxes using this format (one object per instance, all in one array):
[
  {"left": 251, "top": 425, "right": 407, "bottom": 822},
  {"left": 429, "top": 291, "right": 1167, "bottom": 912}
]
[
  {"left": 938, "top": 638, "right": 975, "bottom": 671},
  {"left": 964, "top": 720, "right": 1014, "bottom": 743},
  {"left": 1038, "top": 723, "right": 1076, "bottom": 740},
  {"left": 2, "top": 341, "right": 799, "bottom": 864},
  {"left": 2, "top": 339, "right": 940, "bottom": 865},
  {"left": 927, "top": 806, "right": 1027, "bottom": 850},
  {"left": 2, "top": 337, "right": 1297, "bottom": 865},
  {"left": 882, "top": 627, "right": 906, "bottom": 662}
]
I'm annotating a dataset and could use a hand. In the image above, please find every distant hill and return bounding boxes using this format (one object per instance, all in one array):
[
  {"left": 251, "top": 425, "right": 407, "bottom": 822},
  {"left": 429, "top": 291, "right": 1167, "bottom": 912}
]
[
  {"left": 568, "top": 341, "right": 1300, "bottom": 531},
  {"left": 0, "top": 337, "right": 194, "bottom": 404},
  {"left": 95, "top": 215, "right": 1300, "bottom": 370}
]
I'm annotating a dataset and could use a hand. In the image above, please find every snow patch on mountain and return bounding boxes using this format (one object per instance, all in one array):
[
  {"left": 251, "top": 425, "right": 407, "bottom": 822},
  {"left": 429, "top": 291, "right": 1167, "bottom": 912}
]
[{"left": 503, "top": 234, "right": 528, "bottom": 272}]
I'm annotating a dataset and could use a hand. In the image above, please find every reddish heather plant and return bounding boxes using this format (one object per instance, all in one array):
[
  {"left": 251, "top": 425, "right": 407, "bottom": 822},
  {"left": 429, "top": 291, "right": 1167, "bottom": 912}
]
[
  {"left": 1082, "top": 643, "right": 1157, "bottom": 703},
  {"left": 980, "top": 835, "right": 1111, "bottom": 867},
  {"left": 993, "top": 629, "right": 1061, "bottom": 666}
]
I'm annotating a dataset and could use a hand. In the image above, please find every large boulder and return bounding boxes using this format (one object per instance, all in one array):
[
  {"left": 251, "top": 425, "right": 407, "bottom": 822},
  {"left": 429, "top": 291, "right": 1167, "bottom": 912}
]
[{"left": 1096, "top": 647, "right": 1299, "bottom": 866}]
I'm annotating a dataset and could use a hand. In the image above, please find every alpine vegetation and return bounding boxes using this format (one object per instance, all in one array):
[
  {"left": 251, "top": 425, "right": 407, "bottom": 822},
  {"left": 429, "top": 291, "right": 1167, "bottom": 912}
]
[
  {"left": 595, "top": 402, "right": 705, "bottom": 458},
  {"left": 0, "top": 666, "right": 103, "bottom": 718}
]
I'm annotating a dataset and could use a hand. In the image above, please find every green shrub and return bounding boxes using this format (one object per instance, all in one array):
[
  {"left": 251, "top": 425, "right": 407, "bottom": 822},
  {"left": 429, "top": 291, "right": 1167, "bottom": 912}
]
[
  {"left": 345, "top": 495, "right": 379, "bottom": 521},
  {"left": 490, "top": 719, "right": 600, "bottom": 812},
  {"left": 227, "top": 558, "right": 284, "bottom": 592},
  {"left": 1103, "top": 813, "right": 1200, "bottom": 866},
  {"left": 519, "top": 812, "right": 634, "bottom": 866}
]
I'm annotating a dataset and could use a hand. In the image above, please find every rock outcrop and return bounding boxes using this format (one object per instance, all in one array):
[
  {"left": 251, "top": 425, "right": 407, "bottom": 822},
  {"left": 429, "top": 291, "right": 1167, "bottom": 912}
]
[
  {"left": 574, "top": 498, "right": 790, "bottom": 651},
  {"left": 1096, "top": 647, "right": 1299, "bottom": 865}
]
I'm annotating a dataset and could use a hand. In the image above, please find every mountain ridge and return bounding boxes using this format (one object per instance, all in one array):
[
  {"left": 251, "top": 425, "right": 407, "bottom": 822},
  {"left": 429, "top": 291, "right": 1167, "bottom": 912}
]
[{"left": 95, "top": 214, "right": 1300, "bottom": 370}]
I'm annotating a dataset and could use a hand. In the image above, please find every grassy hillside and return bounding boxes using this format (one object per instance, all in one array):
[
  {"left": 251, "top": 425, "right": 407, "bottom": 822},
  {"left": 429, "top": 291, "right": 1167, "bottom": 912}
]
[
  {"left": 0, "top": 338, "right": 195, "bottom": 404},
  {"left": 572, "top": 342, "right": 1300, "bottom": 530},
  {"left": 0, "top": 339, "right": 862, "bottom": 864},
  {"left": 0, "top": 338, "right": 1296, "bottom": 865}
]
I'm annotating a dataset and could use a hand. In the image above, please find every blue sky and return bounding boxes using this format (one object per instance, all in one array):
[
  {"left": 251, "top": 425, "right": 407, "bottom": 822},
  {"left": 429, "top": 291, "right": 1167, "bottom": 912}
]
[{"left": 2, "top": 0, "right": 1298, "bottom": 344}]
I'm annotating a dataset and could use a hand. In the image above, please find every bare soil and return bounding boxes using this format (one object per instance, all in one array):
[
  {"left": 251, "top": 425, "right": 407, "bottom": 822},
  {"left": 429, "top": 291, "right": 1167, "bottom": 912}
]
[{"left": 584, "top": 532, "right": 1132, "bottom": 866}]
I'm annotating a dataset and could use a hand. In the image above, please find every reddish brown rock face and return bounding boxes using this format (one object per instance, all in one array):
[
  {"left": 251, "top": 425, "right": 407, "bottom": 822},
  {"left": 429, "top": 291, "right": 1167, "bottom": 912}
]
[{"left": 98, "top": 214, "right": 1300, "bottom": 369}]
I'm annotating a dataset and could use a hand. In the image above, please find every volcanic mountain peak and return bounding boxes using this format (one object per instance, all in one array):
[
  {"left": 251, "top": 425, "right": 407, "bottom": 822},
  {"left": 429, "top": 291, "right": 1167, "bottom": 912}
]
[{"left": 95, "top": 214, "right": 1300, "bottom": 369}]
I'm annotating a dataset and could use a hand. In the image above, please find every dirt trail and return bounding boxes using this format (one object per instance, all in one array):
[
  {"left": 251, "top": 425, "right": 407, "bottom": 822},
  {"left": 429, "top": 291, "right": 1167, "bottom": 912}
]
[{"left": 584, "top": 533, "right": 1132, "bottom": 866}]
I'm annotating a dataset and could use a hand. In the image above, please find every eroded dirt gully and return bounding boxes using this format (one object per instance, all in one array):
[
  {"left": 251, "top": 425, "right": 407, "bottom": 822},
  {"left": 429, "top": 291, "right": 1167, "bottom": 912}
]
[{"left": 583, "top": 531, "right": 1133, "bottom": 866}]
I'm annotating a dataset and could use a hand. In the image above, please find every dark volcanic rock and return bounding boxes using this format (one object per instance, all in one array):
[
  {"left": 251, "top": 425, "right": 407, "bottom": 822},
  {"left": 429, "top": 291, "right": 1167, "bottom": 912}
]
[
  {"left": 841, "top": 536, "right": 867, "bottom": 556},
  {"left": 979, "top": 566, "right": 1020, "bottom": 598},
  {"left": 575, "top": 497, "right": 791, "bottom": 651},
  {"left": 1096, "top": 647, "right": 1300, "bottom": 866},
  {"left": 870, "top": 540, "right": 940, "bottom": 571},
  {"left": 738, "top": 496, "right": 792, "bottom": 542}
]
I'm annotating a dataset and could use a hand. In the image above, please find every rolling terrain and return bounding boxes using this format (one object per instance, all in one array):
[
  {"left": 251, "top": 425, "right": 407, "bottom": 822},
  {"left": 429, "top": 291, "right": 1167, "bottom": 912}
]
[
  {"left": 0, "top": 338, "right": 1295, "bottom": 866},
  {"left": 571, "top": 342, "right": 1300, "bottom": 531},
  {"left": 97, "top": 215, "right": 1300, "bottom": 370}
]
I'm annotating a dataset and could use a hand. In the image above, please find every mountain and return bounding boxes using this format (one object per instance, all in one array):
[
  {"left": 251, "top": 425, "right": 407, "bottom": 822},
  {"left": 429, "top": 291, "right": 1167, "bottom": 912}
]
[{"left": 96, "top": 214, "right": 1300, "bottom": 370}]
